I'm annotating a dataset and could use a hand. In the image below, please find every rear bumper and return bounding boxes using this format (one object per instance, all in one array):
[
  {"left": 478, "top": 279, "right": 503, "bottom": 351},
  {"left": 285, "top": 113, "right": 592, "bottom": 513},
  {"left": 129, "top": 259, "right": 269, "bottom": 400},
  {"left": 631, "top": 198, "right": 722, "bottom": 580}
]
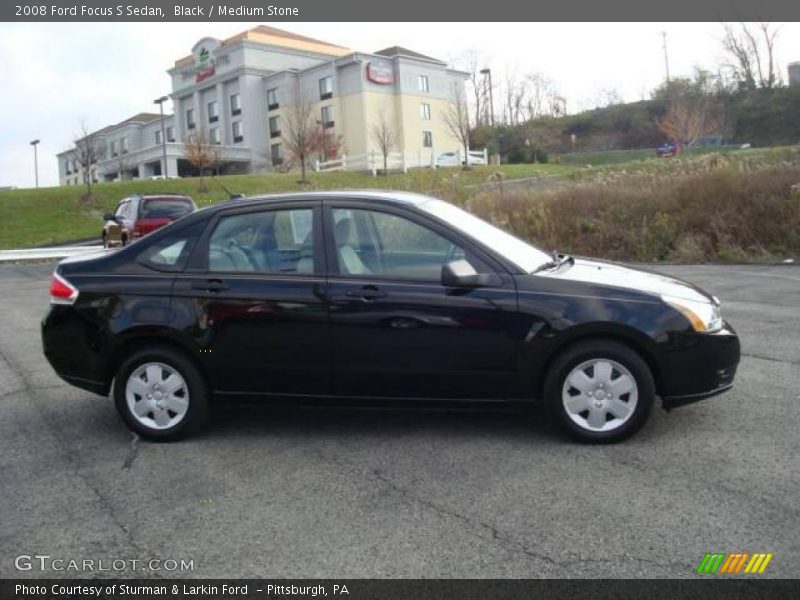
[
  {"left": 41, "top": 305, "right": 111, "bottom": 397},
  {"left": 659, "top": 321, "right": 740, "bottom": 409}
]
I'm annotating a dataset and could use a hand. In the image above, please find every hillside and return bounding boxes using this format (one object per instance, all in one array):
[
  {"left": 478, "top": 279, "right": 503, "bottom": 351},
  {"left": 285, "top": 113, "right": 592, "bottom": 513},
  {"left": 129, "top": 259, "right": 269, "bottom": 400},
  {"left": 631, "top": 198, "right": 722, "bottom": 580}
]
[{"left": 0, "top": 164, "right": 568, "bottom": 249}]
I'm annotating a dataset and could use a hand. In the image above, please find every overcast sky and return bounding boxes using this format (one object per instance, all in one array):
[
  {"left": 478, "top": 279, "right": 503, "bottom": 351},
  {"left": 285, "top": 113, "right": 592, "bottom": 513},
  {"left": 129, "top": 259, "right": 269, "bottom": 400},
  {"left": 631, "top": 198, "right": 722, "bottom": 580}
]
[{"left": 2, "top": 22, "right": 799, "bottom": 188}]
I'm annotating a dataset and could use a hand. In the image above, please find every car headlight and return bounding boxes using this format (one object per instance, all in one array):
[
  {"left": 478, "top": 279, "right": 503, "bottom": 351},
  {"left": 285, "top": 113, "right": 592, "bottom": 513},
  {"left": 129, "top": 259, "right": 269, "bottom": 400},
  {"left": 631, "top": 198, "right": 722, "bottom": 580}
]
[{"left": 661, "top": 294, "right": 723, "bottom": 333}]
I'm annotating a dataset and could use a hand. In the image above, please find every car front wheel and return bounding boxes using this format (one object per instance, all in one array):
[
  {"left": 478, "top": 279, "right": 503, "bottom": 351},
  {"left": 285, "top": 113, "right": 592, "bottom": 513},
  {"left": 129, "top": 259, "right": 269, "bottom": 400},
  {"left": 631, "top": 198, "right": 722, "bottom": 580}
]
[
  {"left": 113, "top": 347, "right": 208, "bottom": 441},
  {"left": 544, "top": 340, "right": 654, "bottom": 443}
]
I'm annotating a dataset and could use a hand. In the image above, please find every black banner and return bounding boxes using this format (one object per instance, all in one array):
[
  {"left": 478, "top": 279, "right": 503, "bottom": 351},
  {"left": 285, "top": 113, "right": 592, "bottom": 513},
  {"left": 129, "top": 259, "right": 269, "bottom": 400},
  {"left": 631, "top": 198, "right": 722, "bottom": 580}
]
[{"left": 3, "top": 580, "right": 800, "bottom": 600}]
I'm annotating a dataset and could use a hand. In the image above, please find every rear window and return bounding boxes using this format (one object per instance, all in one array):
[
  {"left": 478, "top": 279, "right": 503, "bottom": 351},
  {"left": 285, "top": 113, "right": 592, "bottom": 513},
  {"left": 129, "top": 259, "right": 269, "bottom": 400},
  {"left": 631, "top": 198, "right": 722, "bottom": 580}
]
[{"left": 141, "top": 197, "right": 194, "bottom": 219}]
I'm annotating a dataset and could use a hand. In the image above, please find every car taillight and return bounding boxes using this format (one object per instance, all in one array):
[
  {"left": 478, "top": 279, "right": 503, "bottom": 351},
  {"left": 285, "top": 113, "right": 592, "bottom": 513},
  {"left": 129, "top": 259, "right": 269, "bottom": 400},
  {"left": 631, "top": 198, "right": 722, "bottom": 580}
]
[{"left": 50, "top": 272, "right": 78, "bottom": 305}]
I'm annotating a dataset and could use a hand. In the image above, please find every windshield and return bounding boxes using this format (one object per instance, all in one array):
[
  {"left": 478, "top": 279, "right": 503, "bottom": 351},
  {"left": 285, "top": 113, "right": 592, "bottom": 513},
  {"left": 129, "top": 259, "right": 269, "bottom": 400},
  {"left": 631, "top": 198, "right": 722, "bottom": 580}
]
[
  {"left": 141, "top": 197, "right": 194, "bottom": 219},
  {"left": 417, "top": 198, "right": 552, "bottom": 273}
]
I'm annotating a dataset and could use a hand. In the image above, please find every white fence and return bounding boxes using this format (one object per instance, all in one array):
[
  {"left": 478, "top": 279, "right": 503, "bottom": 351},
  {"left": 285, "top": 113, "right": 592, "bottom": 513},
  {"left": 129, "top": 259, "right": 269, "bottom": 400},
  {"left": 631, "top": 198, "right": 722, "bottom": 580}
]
[{"left": 314, "top": 148, "right": 488, "bottom": 175}]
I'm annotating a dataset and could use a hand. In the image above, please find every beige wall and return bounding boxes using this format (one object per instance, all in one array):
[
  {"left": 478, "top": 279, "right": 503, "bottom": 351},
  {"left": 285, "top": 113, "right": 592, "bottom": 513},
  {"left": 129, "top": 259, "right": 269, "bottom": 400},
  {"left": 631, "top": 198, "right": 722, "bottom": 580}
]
[{"left": 312, "top": 90, "right": 462, "bottom": 163}]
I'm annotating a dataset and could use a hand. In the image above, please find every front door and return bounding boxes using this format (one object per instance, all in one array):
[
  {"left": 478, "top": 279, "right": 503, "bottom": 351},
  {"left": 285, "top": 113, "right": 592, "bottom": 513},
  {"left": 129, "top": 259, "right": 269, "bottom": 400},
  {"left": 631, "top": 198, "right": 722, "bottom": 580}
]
[
  {"left": 173, "top": 202, "right": 329, "bottom": 397},
  {"left": 324, "top": 202, "right": 520, "bottom": 400}
]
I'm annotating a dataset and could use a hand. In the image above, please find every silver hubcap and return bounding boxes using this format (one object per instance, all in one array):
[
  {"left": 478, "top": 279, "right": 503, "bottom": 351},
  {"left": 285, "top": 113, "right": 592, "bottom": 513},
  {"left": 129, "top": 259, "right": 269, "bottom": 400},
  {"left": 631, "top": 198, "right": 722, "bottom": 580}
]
[
  {"left": 562, "top": 358, "right": 638, "bottom": 433},
  {"left": 125, "top": 362, "right": 189, "bottom": 430}
]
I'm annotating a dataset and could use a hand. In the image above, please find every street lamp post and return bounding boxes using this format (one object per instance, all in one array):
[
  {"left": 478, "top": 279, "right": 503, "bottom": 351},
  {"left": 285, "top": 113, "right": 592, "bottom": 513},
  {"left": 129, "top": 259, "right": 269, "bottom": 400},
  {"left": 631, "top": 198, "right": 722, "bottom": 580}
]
[
  {"left": 30, "top": 139, "right": 40, "bottom": 188},
  {"left": 480, "top": 68, "right": 499, "bottom": 165},
  {"left": 153, "top": 96, "right": 169, "bottom": 177}
]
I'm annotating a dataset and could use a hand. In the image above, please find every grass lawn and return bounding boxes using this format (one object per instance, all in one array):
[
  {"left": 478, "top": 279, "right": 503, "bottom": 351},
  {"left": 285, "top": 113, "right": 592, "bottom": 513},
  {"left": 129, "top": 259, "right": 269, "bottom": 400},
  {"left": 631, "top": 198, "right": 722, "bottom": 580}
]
[{"left": 0, "top": 163, "right": 571, "bottom": 249}]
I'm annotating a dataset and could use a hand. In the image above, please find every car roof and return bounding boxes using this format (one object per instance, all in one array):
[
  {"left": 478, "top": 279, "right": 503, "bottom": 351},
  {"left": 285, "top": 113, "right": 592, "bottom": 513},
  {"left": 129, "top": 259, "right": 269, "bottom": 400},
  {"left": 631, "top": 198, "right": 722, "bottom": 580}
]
[{"left": 209, "top": 190, "right": 438, "bottom": 212}]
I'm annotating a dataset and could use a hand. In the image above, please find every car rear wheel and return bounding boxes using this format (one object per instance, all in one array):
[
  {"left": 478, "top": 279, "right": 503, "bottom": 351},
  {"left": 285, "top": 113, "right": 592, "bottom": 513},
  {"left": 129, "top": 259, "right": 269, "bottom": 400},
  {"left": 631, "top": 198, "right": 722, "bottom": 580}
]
[
  {"left": 113, "top": 347, "right": 208, "bottom": 441},
  {"left": 544, "top": 340, "right": 654, "bottom": 443}
]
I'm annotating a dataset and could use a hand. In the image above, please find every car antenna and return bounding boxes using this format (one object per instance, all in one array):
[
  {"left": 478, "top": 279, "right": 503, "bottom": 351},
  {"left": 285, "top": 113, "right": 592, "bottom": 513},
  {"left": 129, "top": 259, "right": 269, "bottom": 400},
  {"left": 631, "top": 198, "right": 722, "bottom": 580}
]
[{"left": 214, "top": 178, "right": 244, "bottom": 200}]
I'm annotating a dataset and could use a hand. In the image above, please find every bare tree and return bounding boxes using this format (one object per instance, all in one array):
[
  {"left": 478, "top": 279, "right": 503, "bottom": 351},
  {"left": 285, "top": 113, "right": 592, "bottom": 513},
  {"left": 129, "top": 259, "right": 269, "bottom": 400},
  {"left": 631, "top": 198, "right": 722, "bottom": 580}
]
[
  {"left": 74, "top": 122, "right": 106, "bottom": 197},
  {"left": 370, "top": 110, "right": 399, "bottom": 175},
  {"left": 721, "top": 22, "right": 781, "bottom": 91},
  {"left": 457, "top": 49, "right": 489, "bottom": 127},
  {"left": 183, "top": 130, "right": 217, "bottom": 176},
  {"left": 282, "top": 78, "right": 317, "bottom": 183},
  {"left": 657, "top": 89, "right": 725, "bottom": 150},
  {"left": 442, "top": 83, "right": 472, "bottom": 169},
  {"left": 523, "top": 73, "right": 559, "bottom": 120}
]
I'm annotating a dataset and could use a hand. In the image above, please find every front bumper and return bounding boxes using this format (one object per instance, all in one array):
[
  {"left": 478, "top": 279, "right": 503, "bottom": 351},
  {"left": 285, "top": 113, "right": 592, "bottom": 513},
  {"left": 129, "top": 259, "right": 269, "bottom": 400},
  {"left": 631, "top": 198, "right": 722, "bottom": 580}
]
[{"left": 659, "top": 321, "right": 740, "bottom": 409}]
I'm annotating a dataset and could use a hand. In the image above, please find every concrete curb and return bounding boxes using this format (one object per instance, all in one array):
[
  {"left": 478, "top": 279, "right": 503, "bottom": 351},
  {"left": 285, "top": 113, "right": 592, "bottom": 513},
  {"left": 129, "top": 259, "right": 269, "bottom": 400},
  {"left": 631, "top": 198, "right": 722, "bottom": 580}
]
[{"left": 0, "top": 246, "right": 104, "bottom": 263}]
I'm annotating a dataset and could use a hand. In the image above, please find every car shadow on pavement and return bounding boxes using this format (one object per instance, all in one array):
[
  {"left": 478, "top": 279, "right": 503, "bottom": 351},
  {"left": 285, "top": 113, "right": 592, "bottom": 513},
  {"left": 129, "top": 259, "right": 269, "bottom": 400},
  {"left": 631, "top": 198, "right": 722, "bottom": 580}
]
[{"left": 203, "top": 402, "right": 563, "bottom": 445}]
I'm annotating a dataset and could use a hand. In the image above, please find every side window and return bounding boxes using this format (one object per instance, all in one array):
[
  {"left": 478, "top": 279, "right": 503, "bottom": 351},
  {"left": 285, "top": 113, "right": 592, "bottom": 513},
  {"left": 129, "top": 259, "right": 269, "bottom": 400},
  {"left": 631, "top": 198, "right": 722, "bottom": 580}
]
[
  {"left": 331, "top": 208, "right": 471, "bottom": 282},
  {"left": 139, "top": 221, "right": 206, "bottom": 272},
  {"left": 207, "top": 208, "right": 315, "bottom": 275}
]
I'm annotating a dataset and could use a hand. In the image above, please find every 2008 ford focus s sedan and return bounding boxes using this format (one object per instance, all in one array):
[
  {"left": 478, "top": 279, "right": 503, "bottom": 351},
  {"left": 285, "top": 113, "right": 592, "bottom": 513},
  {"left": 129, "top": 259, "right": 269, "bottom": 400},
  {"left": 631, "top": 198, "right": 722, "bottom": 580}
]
[{"left": 42, "top": 191, "right": 740, "bottom": 442}]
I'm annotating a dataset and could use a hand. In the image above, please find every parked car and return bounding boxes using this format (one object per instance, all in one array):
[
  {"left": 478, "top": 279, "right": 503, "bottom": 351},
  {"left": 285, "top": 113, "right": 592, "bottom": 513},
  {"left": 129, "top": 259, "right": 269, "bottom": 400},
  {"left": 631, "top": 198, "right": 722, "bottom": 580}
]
[
  {"left": 656, "top": 142, "right": 681, "bottom": 158},
  {"left": 436, "top": 152, "right": 460, "bottom": 167},
  {"left": 43, "top": 191, "right": 739, "bottom": 443},
  {"left": 465, "top": 150, "right": 488, "bottom": 165},
  {"left": 436, "top": 150, "right": 487, "bottom": 167},
  {"left": 102, "top": 194, "right": 196, "bottom": 247}
]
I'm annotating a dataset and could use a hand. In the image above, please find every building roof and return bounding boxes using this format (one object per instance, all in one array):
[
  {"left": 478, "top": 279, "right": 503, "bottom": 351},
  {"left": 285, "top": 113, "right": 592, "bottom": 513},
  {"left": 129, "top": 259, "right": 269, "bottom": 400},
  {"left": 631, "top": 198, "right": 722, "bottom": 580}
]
[
  {"left": 374, "top": 46, "right": 444, "bottom": 64},
  {"left": 174, "top": 25, "right": 350, "bottom": 68}
]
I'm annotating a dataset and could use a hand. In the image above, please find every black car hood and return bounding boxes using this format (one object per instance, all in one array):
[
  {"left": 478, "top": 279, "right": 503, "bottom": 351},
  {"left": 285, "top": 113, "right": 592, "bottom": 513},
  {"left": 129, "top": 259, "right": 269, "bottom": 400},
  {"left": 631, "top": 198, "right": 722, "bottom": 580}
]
[{"left": 534, "top": 258, "right": 713, "bottom": 303}]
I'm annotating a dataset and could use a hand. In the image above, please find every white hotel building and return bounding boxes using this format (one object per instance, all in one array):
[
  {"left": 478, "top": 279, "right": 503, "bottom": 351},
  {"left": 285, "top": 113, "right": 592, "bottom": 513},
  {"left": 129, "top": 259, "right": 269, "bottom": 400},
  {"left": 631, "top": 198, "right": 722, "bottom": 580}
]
[{"left": 57, "top": 26, "right": 468, "bottom": 185}]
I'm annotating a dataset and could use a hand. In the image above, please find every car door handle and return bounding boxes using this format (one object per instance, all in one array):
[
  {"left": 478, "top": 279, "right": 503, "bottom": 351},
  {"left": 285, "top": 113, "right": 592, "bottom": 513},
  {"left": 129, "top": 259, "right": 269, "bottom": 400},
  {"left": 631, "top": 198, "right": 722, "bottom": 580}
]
[
  {"left": 345, "top": 287, "right": 387, "bottom": 301},
  {"left": 191, "top": 279, "right": 229, "bottom": 292}
]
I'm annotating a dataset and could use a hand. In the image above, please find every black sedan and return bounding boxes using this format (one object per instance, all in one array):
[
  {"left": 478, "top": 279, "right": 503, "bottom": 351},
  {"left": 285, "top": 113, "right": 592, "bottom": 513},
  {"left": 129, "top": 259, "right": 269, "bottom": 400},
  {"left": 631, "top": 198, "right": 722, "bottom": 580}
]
[{"left": 42, "top": 191, "right": 740, "bottom": 442}]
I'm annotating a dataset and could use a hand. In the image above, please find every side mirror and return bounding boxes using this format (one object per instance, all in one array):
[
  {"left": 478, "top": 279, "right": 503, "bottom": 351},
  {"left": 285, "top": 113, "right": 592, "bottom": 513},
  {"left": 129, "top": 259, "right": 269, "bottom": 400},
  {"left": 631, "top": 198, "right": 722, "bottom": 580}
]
[
  {"left": 441, "top": 259, "right": 502, "bottom": 288},
  {"left": 103, "top": 213, "right": 117, "bottom": 222}
]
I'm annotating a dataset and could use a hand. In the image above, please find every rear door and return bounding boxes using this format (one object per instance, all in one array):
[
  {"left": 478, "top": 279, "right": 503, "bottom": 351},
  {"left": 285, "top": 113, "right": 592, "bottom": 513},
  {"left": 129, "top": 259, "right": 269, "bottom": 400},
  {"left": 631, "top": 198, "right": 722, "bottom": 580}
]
[{"left": 173, "top": 201, "right": 329, "bottom": 398}]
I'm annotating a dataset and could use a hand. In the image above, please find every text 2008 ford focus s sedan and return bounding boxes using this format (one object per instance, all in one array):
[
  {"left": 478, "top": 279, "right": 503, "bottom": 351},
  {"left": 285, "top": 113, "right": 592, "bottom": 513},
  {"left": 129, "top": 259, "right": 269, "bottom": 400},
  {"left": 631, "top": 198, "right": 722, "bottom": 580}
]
[{"left": 42, "top": 191, "right": 740, "bottom": 442}]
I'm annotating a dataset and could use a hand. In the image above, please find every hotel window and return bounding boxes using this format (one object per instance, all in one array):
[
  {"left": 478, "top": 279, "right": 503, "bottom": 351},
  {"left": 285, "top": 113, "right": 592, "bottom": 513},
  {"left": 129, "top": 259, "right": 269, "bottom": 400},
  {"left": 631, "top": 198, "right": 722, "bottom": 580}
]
[
  {"left": 210, "top": 127, "right": 220, "bottom": 145},
  {"left": 269, "top": 116, "right": 281, "bottom": 138},
  {"left": 155, "top": 130, "right": 163, "bottom": 145},
  {"left": 186, "top": 108, "right": 196, "bottom": 130},
  {"left": 423, "top": 131, "right": 433, "bottom": 148},
  {"left": 208, "top": 101, "right": 219, "bottom": 123},
  {"left": 321, "top": 105, "right": 334, "bottom": 128},
  {"left": 110, "top": 140, "right": 118, "bottom": 157},
  {"left": 166, "top": 126, "right": 175, "bottom": 142},
  {"left": 271, "top": 143, "right": 283, "bottom": 166},
  {"left": 267, "top": 88, "right": 278, "bottom": 111},
  {"left": 120, "top": 137, "right": 128, "bottom": 154},
  {"left": 232, "top": 121, "right": 243, "bottom": 144},
  {"left": 319, "top": 76, "right": 333, "bottom": 100},
  {"left": 420, "top": 103, "right": 431, "bottom": 120},
  {"left": 230, "top": 93, "right": 241, "bottom": 116},
  {"left": 418, "top": 75, "right": 429, "bottom": 92}
]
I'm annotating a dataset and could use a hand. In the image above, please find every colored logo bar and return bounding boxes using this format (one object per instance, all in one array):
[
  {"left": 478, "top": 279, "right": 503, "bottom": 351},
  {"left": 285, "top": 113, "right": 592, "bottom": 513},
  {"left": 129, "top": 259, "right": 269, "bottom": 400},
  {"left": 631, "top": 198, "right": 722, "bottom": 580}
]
[{"left": 696, "top": 552, "right": 773, "bottom": 574}]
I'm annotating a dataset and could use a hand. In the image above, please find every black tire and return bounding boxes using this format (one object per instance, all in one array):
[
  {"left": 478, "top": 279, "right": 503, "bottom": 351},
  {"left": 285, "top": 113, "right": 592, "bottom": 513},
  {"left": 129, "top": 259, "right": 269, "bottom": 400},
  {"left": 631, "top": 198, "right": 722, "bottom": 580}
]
[
  {"left": 120, "top": 235, "right": 128, "bottom": 247},
  {"left": 543, "top": 339, "right": 654, "bottom": 443},
  {"left": 113, "top": 346, "right": 208, "bottom": 441}
]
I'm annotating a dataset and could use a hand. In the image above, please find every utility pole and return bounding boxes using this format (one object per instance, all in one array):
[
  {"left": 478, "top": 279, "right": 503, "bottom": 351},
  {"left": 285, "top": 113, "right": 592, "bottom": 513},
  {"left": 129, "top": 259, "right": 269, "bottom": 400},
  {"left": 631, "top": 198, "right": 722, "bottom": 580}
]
[
  {"left": 480, "top": 68, "right": 499, "bottom": 164},
  {"left": 153, "top": 96, "right": 169, "bottom": 177},
  {"left": 30, "top": 139, "right": 40, "bottom": 188},
  {"left": 661, "top": 31, "right": 671, "bottom": 82}
]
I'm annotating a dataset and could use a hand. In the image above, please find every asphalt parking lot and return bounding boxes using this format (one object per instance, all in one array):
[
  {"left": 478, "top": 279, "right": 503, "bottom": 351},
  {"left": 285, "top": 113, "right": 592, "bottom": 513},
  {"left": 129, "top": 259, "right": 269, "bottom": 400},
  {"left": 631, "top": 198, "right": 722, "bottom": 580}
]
[{"left": 1, "top": 261, "right": 798, "bottom": 579}]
